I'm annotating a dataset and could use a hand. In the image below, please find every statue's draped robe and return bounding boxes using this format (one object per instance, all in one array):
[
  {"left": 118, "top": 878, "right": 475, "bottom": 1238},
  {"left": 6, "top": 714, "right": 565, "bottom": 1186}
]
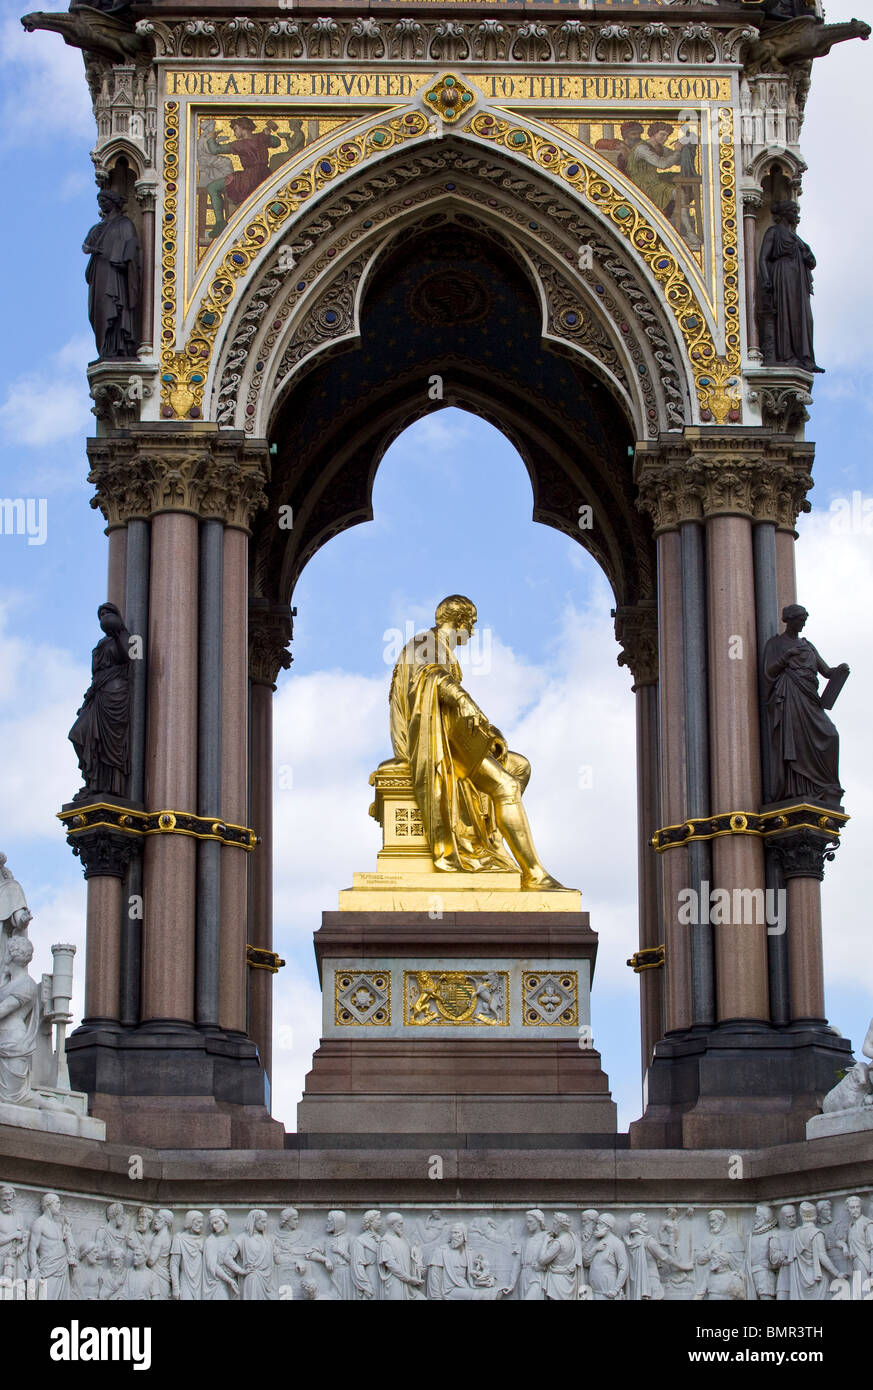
[
  {"left": 758, "top": 222, "right": 817, "bottom": 370},
  {"left": 202, "top": 1232, "right": 235, "bottom": 1300},
  {"left": 351, "top": 1231, "right": 380, "bottom": 1300},
  {"left": 69, "top": 632, "right": 131, "bottom": 796},
  {"left": 787, "top": 1226, "right": 829, "bottom": 1301},
  {"left": 542, "top": 1231, "right": 581, "bottom": 1301},
  {"left": 171, "top": 1231, "right": 204, "bottom": 1301},
  {"left": 83, "top": 213, "right": 140, "bottom": 359},
  {"left": 389, "top": 630, "right": 515, "bottom": 873},
  {"left": 0, "top": 971, "right": 39, "bottom": 1104},
  {"left": 518, "top": 1230, "right": 549, "bottom": 1299},
  {"left": 762, "top": 634, "right": 842, "bottom": 803},
  {"left": 378, "top": 1230, "right": 423, "bottom": 1301},
  {"left": 230, "top": 1232, "right": 273, "bottom": 1300},
  {"left": 30, "top": 1217, "right": 74, "bottom": 1301}
]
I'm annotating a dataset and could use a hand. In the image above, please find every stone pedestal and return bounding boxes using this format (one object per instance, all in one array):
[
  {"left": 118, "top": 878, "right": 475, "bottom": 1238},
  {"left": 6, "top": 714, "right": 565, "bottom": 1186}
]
[
  {"left": 299, "top": 760, "right": 616, "bottom": 1138},
  {"left": 298, "top": 912, "right": 615, "bottom": 1137}
]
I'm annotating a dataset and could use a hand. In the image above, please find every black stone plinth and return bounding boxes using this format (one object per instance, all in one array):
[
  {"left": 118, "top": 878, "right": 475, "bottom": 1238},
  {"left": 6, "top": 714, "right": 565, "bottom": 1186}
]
[
  {"left": 630, "top": 1023, "right": 853, "bottom": 1150},
  {"left": 67, "top": 1022, "right": 268, "bottom": 1105},
  {"left": 66, "top": 1023, "right": 284, "bottom": 1148}
]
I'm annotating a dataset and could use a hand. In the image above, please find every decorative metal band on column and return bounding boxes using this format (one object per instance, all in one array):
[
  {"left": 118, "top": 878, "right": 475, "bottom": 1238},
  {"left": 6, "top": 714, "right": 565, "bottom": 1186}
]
[
  {"left": 60, "top": 802, "right": 259, "bottom": 848},
  {"left": 246, "top": 946, "right": 286, "bottom": 973},
  {"left": 652, "top": 805, "right": 847, "bottom": 851}
]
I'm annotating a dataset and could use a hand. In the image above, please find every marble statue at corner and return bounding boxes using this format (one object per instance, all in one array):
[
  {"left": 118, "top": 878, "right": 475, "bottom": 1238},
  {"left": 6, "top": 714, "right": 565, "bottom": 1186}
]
[
  {"left": 0, "top": 856, "right": 104, "bottom": 1138},
  {"left": 83, "top": 190, "right": 141, "bottom": 360},
  {"left": 388, "top": 594, "right": 564, "bottom": 889},
  {"left": 808, "top": 1017, "right": 873, "bottom": 1140},
  {"left": 0, "top": 851, "right": 32, "bottom": 982},
  {"left": 68, "top": 603, "right": 133, "bottom": 803},
  {"left": 763, "top": 604, "right": 848, "bottom": 806},
  {"left": 0, "top": 936, "right": 41, "bottom": 1107}
]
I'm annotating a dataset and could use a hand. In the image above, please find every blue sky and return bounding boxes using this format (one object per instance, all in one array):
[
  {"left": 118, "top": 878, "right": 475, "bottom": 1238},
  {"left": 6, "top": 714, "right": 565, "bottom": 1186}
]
[{"left": 0, "top": 0, "right": 871, "bottom": 1131}]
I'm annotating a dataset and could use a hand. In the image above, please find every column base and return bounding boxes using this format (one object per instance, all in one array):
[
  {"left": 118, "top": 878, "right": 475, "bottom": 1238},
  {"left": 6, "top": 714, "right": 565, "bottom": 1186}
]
[
  {"left": 630, "top": 1023, "right": 852, "bottom": 1149},
  {"left": 66, "top": 1023, "right": 284, "bottom": 1148}
]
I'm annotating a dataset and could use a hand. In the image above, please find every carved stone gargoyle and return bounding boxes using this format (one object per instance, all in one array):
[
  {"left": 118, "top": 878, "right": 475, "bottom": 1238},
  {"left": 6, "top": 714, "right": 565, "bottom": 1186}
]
[
  {"left": 744, "top": 16, "right": 870, "bottom": 77},
  {"left": 20, "top": 6, "right": 145, "bottom": 61}
]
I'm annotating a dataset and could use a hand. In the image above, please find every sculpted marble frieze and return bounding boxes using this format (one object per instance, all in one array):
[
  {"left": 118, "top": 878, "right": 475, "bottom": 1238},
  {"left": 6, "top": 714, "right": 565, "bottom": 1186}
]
[{"left": 2, "top": 1186, "right": 872, "bottom": 1301}]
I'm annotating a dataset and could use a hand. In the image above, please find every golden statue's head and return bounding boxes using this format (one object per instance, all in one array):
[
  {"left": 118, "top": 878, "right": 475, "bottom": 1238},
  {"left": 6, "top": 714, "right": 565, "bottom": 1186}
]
[{"left": 435, "top": 594, "right": 477, "bottom": 644}]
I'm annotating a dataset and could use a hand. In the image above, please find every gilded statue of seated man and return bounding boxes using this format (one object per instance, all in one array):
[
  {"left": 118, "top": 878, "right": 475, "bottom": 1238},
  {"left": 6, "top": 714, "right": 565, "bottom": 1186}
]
[{"left": 388, "top": 594, "right": 563, "bottom": 889}]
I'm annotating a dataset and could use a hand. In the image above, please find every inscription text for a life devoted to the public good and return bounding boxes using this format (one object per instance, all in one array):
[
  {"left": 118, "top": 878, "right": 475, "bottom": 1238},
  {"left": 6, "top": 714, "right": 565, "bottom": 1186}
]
[{"left": 165, "top": 70, "right": 732, "bottom": 103}]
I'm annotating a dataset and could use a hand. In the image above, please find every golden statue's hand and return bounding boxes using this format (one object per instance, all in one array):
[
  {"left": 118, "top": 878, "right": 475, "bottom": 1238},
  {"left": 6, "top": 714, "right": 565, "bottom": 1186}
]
[{"left": 456, "top": 693, "right": 486, "bottom": 734}]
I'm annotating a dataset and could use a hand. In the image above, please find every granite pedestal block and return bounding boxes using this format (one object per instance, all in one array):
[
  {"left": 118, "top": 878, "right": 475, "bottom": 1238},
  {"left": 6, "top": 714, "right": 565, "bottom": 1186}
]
[{"left": 297, "top": 910, "right": 617, "bottom": 1137}]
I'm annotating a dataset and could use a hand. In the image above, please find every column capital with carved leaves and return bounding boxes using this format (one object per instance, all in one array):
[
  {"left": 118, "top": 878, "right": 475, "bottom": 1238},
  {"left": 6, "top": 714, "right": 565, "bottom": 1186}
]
[
  {"left": 614, "top": 602, "right": 658, "bottom": 690},
  {"left": 635, "top": 431, "right": 814, "bottom": 535},
  {"left": 249, "top": 599, "right": 294, "bottom": 689},
  {"left": 87, "top": 428, "right": 270, "bottom": 531}
]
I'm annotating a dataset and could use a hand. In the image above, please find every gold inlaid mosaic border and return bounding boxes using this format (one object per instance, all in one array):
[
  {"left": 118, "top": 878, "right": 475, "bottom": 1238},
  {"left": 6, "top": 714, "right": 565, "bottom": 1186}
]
[{"left": 161, "top": 90, "right": 739, "bottom": 422}]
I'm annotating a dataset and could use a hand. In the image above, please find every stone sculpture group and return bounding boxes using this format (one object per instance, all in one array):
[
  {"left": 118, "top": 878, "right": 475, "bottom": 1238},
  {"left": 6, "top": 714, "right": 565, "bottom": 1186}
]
[{"left": 1, "top": 1189, "right": 871, "bottom": 1301}]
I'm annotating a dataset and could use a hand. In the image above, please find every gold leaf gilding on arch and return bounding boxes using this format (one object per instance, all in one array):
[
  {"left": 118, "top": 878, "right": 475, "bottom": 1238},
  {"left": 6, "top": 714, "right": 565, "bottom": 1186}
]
[
  {"left": 468, "top": 107, "right": 741, "bottom": 423},
  {"left": 160, "top": 105, "right": 429, "bottom": 418},
  {"left": 162, "top": 99, "right": 739, "bottom": 422}
]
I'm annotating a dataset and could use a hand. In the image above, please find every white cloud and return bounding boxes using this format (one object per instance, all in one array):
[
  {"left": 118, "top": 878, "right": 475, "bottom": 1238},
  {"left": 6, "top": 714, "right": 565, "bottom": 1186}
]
[
  {"left": 795, "top": 512, "right": 873, "bottom": 994},
  {"left": 25, "top": 880, "right": 88, "bottom": 1029},
  {"left": 270, "top": 962, "right": 325, "bottom": 1131},
  {"left": 0, "top": 10, "right": 94, "bottom": 144},
  {"left": 0, "top": 335, "right": 93, "bottom": 447},
  {"left": 0, "top": 603, "right": 88, "bottom": 834}
]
